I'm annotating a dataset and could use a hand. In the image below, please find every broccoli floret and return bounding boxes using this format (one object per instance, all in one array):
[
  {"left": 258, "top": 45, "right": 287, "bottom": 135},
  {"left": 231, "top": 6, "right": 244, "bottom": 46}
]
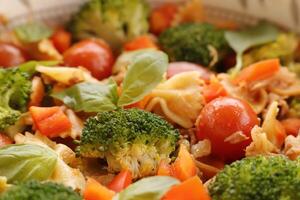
[
  {"left": 0, "top": 68, "right": 31, "bottom": 131},
  {"left": 208, "top": 155, "right": 300, "bottom": 200},
  {"left": 158, "top": 23, "right": 230, "bottom": 68},
  {"left": 78, "top": 108, "right": 179, "bottom": 178},
  {"left": 243, "top": 33, "right": 299, "bottom": 67},
  {"left": 0, "top": 180, "right": 81, "bottom": 200},
  {"left": 68, "top": 0, "right": 149, "bottom": 51}
]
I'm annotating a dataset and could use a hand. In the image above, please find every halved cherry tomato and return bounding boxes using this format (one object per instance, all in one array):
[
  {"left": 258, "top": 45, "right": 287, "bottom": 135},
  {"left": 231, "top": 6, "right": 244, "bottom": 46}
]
[
  {"left": 167, "top": 62, "right": 211, "bottom": 81},
  {"left": 281, "top": 118, "right": 300, "bottom": 137},
  {"left": 150, "top": 3, "right": 178, "bottom": 35},
  {"left": 51, "top": 28, "right": 71, "bottom": 53},
  {"left": 0, "top": 133, "right": 13, "bottom": 147},
  {"left": 0, "top": 43, "right": 26, "bottom": 67},
  {"left": 63, "top": 39, "right": 114, "bottom": 80},
  {"left": 29, "top": 106, "right": 71, "bottom": 137},
  {"left": 84, "top": 178, "right": 115, "bottom": 200},
  {"left": 196, "top": 97, "right": 259, "bottom": 162},
  {"left": 107, "top": 170, "right": 132, "bottom": 192}
]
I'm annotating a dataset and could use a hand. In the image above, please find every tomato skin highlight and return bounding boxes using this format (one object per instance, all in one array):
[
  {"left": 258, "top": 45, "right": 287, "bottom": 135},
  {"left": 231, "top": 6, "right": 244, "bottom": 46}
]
[
  {"left": 196, "top": 97, "right": 259, "bottom": 162},
  {"left": 107, "top": 170, "right": 132, "bottom": 192},
  {"left": 0, "top": 43, "right": 26, "bottom": 67},
  {"left": 63, "top": 39, "right": 114, "bottom": 80}
]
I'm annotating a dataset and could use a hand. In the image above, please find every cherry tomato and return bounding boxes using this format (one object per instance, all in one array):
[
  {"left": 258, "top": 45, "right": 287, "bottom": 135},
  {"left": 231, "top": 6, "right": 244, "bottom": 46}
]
[
  {"left": 63, "top": 39, "right": 114, "bottom": 80},
  {"left": 0, "top": 133, "right": 13, "bottom": 147},
  {"left": 0, "top": 43, "right": 26, "bottom": 67},
  {"left": 51, "top": 28, "right": 71, "bottom": 53},
  {"left": 167, "top": 62, "right": 212, "bottom": 81},
  {"left": 196, "top": 97, "right": 259, "bottom": 162},
  {"left": 107, "top": 170, "right": 132, "bottom": 192}
]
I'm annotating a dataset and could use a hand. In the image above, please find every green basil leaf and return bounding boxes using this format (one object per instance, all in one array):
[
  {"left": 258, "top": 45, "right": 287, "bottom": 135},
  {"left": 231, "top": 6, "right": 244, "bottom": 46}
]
[
  {"left": 117, "top": 50, "right": 168, "bottom": 107},
  {"left": 14, "top": 22, "right": 53, "bottom": 43},
  {"left": 0, "top": 144, "right": 57, "bottom": 183},
  {"left": 114, "top": 176, "right": 179, "bottom": 200},
  {"left": 19, "top": 60, "right": 60, "bottom": 76},
  {"left": 225, "top": 22, "right": 278, "bottom": 75},
  {"left": 52, "top": 81, "right": 118, "bottom": 112}
]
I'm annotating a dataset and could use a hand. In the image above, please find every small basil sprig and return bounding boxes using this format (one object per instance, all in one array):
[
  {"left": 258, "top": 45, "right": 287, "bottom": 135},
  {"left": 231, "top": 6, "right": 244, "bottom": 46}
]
[
  {"left": 113, "top": 176, "right": 179, "bottom": 200},
  {"left": 14, "top": 22, "right": 53, "bottom": 43},
  {"left": 52, "top": 50, "right": 168, "bottom": 112},
  {"left": 52, "top": 80, "right": 118, "bottom": 113},
  {"left": 225, "top": 22, "right": 278, "bottom": 77},
  {"left": 0, "top": 144, "right": 57, "bottom": 183},
  {"left": 19, "top": 60, "right": 60, "bottom": 76}
]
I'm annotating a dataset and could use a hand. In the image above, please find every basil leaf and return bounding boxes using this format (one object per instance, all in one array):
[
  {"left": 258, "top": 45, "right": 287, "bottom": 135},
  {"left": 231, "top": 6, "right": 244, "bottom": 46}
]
[
  {"left": 19, "top": 60, "right": 60, "bottom": 76},
  {"left": 114, "top": 176, "right": 179, "bottom": 200},
  {"left": 0, "top": 144, "right": 57, "bottom": 183},
  {"left": 225, "top": 22, "right": 278, "bottom": 76},
  {"left": 117, "top": 50, "right": 168, "bottom": 106},
  {"left": 52, "top": 81, "right": 118, "bottom": 112},
  {"left": 14, "top": 22, "right": 53, "bottom": 43}
]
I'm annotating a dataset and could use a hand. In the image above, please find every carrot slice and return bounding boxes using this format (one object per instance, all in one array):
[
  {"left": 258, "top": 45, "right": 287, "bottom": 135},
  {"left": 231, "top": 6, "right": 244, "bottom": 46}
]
[
  {"left": 84, "top": 178, "right": 115, "bottom": 200},
  {"left": 157, "top": 160, "right": 173, "bottom": 176},
  {"left": 108, "top": 170, "right": 132, "bottom": 192},
  {"left": 30, "top": 106, "right": 71, "bottom": 137},
  {"left": 281, "top": 118, "right": 300, "bottom": 137},
  {"left": 172, "top": 145, "right": 197, "bottom": 181},
  {"left": 233, "top": 58, "right": 280, "bottom": 84},
  {"left": 163, "top": 176, "right": 211, "bottom": 200},
  {"left": 124, "top": 35, "right": 158, "bottom": 51},
  {"left": 203, "top": 80, "right": 227, "bottom": 103}
]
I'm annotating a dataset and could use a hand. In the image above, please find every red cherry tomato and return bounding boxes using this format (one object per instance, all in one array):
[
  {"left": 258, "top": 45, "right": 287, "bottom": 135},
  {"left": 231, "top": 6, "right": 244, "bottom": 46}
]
[
  {"left": 63, "top": 39, "right": 114, "bottom": 80},
  {"left": 167, "top": 62, "right": 212, "bottom": 81},
  {"left": 0, "top": 43, "right": 26, "bottom": 67},
  {"left": 107, "top": 170, "right": 132, "bottom": 192},
  {"left": 51, "top": 28, "right": 71, "bottom": 53},
  {"left": 196, "top": 97, "right": 259, "bottom": 162},
  {"left": 0, "top": 133, "right": 13, "bottom": 147}
]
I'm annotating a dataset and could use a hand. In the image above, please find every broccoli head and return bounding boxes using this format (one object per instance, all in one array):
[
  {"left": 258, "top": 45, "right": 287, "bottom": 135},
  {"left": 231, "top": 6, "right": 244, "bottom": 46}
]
[
  {"left": 0, "top": 68, "right": 31, "bottom": 131},
  {"left": 208, "top": 155, "right": 300, "bottom": 200},
  {"left": 78, "top": 108, "right": 179, "bottom": 178},
  {"left": 159, "top": 23, "right": 230, "bottom": 68},
  {"left": 68, "top": 0, "right": 149, "bottom": 51},
  {"left": 0, "top": 180, "right": 82, "bottom": 200}
]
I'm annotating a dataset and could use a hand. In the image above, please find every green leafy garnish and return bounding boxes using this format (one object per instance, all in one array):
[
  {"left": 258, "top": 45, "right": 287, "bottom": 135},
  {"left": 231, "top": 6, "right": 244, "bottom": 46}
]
[
  {"left": 225, "top": 22, "right": 278, "bottom": 76},
  {"left": 0, "top": 144, "right": 57, "bottom": 183},
  {"left": 14, "top": 22, "right": 53, "bottom": 43},
  {"left": 117, "top": 50, "right": 168, "bottom": 106},
  {"left": 19, "top": 60, "right": 60, "bottom": 76},
  {"left": 113, "top": 176, "right": 179, "bottom": 200},
  {"left": 52, "top": 80, "right": 118, "bottom": 113},
  {"left": 52, "top": 50, "right": 168, "bottom": 112}
]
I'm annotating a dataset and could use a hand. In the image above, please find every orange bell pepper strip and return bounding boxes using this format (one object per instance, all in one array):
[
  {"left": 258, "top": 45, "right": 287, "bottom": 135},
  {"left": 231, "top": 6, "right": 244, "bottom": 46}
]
[
  {"left": 124, "top": 35, "right": 158, "bottom": 51},
  {"left": 233, "top": 58, "right": 280, "bottom": 84},
  {"left": 163, "top": 176, "right": 211, "bottom": 200},
  {"left": 202, "top": 78, "right": 227, "bottom": 103},
  {"left": 107, "top": 170, "right": 132, "bottom": 192},
  {"left": 150, "top": 3, "right": 178, "bottom": 35},
  {"left": 29, "top": 106, "right": 71, "bottom": 137},
  {"left": 157, "top": 160, "right": 173, "bottom": 176},
  {"left": 84, "top": 178, "right": 115, "bottom": 200},
  {"left": 50, "top": 28, "right": 71, "bottom": 53},
  {"left": 281, "top": 118, "right": 300, "bottom": 137},
  {"left": 172, "top": 145, "right": 197, "bottom": 181}
]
